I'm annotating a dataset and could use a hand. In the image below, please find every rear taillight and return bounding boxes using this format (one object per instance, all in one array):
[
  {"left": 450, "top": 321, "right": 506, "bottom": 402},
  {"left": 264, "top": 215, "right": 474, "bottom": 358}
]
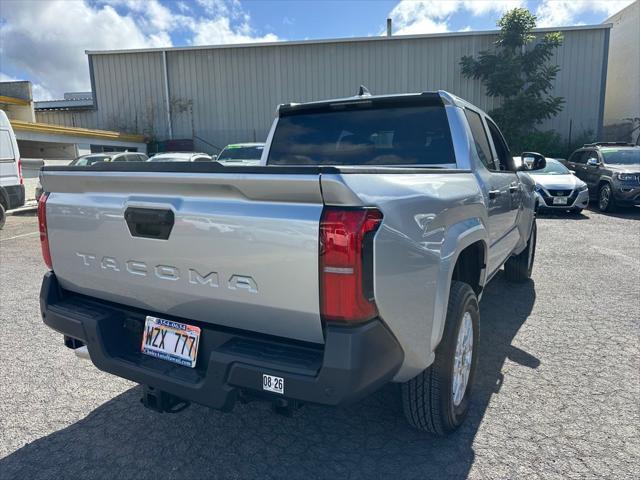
[
  {"left": 319, "top": 207, "right": 383, "bottom": 323},
  {"left": 38, "top": 193, "right": 52, "bottom": 270},
  {"left": 17, "top": 158, "right": 23, "bottom": 185}
]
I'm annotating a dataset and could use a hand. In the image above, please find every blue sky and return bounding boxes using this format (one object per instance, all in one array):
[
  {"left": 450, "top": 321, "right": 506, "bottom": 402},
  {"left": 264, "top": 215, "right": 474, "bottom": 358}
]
[{"left": 0, "top": 0, "right": 634, "bottom": 99}]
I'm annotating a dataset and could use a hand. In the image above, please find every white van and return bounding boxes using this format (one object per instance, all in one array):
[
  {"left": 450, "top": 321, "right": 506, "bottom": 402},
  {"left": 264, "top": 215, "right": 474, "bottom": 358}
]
[{"left": 0, "top": 109, "right": 25, "bottom": 228}]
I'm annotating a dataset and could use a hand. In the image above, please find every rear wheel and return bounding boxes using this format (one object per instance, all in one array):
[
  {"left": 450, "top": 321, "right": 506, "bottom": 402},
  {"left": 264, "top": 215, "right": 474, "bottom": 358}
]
[
  {"left": 504, "top": 220, "right": 536, "bottom": 282},
  {"left": 598, "top": 183, "right": 616, "bottom": 212},
  {"left": 401, "top": 281, "right": 479, "bottom": 434}
]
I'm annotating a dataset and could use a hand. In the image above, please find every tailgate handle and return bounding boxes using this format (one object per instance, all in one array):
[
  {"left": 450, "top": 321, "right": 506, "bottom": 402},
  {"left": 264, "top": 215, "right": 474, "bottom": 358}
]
[{"left": 124, "top": 207, "right": 174, "bottom": 240}]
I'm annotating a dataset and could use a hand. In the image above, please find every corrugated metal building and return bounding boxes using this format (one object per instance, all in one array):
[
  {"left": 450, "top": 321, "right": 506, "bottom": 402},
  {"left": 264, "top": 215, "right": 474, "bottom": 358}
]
[{"left": 36, "top": 25, "right": 611, "bottom": 153}]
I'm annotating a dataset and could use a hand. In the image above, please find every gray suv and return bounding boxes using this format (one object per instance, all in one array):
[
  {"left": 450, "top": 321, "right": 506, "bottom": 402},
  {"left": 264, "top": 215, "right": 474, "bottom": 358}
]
[{"left": 564, "top": 143, "right": 640, "bottom": 212}]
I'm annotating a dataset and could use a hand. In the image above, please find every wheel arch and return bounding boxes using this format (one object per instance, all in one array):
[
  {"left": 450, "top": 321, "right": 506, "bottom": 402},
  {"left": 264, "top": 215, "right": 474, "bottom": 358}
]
[{"left": 429, "top": 218, "right": 488, "bottom": 360}]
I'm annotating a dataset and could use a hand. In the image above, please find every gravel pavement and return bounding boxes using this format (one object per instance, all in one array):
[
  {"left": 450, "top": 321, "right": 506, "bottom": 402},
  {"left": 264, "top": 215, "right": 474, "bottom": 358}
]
[{"left": 0, "top": 208, "right": 638, "bottom": 479}]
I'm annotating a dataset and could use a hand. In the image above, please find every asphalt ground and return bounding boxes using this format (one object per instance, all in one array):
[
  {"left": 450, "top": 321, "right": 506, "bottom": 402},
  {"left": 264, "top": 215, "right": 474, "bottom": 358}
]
[{"left": 0, "top": 207, "right": 638, "bottom": 479}]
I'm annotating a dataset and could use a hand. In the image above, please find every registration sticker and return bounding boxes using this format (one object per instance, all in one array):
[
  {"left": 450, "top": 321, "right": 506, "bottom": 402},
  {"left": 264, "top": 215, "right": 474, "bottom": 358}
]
[
  {"left": 263, "top": 374, "right": 284, "bottom": 394},
  {"left": 141, "top": 316, "right": 201, "bottom": 368}
]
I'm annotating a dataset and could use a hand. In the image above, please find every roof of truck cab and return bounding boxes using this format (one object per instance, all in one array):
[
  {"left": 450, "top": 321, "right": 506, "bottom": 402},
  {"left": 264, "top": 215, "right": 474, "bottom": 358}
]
[{"left": 277, "top": 90, "right": 478, "bottom": 115}]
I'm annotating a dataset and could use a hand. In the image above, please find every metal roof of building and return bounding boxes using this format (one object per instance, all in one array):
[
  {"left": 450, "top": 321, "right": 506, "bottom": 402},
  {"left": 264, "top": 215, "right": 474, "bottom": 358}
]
[{"left": 85, "top": 24, "right": 611, "bottom": 55}]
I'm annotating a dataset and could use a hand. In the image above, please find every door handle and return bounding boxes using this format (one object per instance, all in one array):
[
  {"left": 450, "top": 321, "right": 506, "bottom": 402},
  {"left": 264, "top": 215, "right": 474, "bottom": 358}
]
[
  {"left": 509, "top": 183, "right": 519, "bottom": 192},
  {"left": 489, "top": 190, "right": 501, "bottom": 199}
]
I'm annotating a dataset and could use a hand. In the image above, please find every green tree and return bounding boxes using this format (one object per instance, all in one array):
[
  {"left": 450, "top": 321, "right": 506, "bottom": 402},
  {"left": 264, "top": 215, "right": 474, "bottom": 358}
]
[{"left": 460, "top": 8, "right": 564, "bottom": 149}]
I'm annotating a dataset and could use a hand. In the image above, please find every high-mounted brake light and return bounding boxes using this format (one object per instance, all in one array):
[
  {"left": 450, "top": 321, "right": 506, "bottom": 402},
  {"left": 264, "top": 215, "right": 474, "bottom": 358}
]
[
  {"left": 319, "top": 207, "right": 383, "bottom": 323},
  {"left": 38, "top": 193, "right": 52, "bottom": 270}
]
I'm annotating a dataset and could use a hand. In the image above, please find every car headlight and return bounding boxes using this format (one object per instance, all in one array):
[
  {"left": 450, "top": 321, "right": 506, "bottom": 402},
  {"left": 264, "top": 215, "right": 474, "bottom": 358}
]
[
  {"left": 616, "top": 173, "right": 638, "bottom": 182},
  {"left": 578, "top": 184, "right": 588, "bottom": 192}
]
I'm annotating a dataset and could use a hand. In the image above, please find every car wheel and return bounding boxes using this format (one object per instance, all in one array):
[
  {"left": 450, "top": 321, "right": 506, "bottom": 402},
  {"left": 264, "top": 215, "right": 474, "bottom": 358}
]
[
  {"left": 401, "top": 281, "right": 479, "bottom": 435},
  {"left": 0, "top": 203, "right": 6, "bottom": 230},
  {"left": 598, "top": 183, "right": 616, "bottom": 212},
  {"left": 504, "top": 220, "right": 536, "bottom": 282}
]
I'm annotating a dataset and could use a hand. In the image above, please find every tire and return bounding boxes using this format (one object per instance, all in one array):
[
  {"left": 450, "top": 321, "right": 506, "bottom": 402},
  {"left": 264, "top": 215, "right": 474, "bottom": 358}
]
[
  {"left": 401, "top": 281, "right": 479, "bottom": 435},
  {"left": 0, "top": 203, "right": 6, "bottom": 230},
  {"left": 504, "top": 220, "right": 536, "bottom": 282},
  {"left": 598, "top": 183, "right": 616, "bottom": 212}
]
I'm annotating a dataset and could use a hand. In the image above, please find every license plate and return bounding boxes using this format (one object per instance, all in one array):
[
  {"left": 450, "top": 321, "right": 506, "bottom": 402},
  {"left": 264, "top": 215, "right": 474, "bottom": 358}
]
[
  {"left": 141, "top": 316, "right": 201, "bottom": 368},
  {"left": 263, "top": 374, "right": 284, "bottom": 394},
  {"left": 553, "top": 196, "right": 568, "bottom": 205}
]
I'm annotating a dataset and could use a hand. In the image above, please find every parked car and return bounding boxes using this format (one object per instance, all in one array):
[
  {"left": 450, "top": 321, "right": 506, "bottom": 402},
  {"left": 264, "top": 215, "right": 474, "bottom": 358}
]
[
  {"left": 0, "top": 110, "right": 25, "bottom": 228},
  {"left": 70, "top": 152, "right": 148, "bottom": 166},
  {"left": 216, "top": 142, "right": 264, "bottom": 165},
  {"left": 516, "top": 157, "right": 589, "bottom": 213},
  {"left": 564, "top": 142, "right": 640, "bottom": 212},
  {"left": 37, "top": 90, "right": 545, "bottom": 434},
  {"left": 148, "top": 152, "right": 213, "bottom": 162}
]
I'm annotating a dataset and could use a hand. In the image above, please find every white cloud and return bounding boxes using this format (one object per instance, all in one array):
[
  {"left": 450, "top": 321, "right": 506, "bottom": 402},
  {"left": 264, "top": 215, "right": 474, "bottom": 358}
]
[
  {"left": 388, "top": 0, "right": 525, "bottom": 35},
  {"left": 535, "top": 0, "right": 635, "bottom": 27},
  {"left": 191, "top": 17, "right": 279, "bottom": 45},
  {"left": 0, "top": 0, "right": 279, "bottom": 100},
  {"left": 0, "top": 0, "right": 172, "bottom": 99}
]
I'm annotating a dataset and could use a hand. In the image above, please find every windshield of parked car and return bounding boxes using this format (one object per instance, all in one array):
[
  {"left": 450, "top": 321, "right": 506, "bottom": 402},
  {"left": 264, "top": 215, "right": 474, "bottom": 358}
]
[
  {"left": 601, "top": 148, "right": 640, "bottom": 165},
  {"left": 217, "top": 146, "right": 264, "bottom": 161},
  {"left": 534, "top": 159, "right": 570, "bottom": 175},
  {"left": 72, "top": 155, "right": 111, "bottom": 166},
  {"left": 267, "top": 104, "right": 455, "bottom": 166}
]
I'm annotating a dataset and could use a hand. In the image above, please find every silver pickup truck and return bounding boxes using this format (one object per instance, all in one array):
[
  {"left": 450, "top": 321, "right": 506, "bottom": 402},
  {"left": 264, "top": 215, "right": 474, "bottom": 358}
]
[{"left": 38, "top": 90, "right": 544, "bottom": 434}]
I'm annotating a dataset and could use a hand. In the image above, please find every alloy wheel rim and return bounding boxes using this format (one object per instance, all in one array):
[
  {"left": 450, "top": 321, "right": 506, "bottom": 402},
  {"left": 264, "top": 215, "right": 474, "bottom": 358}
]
[
  {"left": 453, "top": 312, "right": 473, "bottom": 407},
  {"left": 600, "top": 187, "right": 609, "bottom": 209}
]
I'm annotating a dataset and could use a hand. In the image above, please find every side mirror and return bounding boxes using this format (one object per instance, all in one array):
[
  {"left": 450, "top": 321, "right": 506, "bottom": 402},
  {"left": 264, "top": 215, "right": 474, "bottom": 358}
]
[
  {"left": 569, "top": 170, "right": 576, "bottom": 175},
  {"left": 519, "top": 152, "right": 546, "bottom": 171},
  {"left": 211, "top": 155, "right": 218, "bottom": 161},
  {"left": 586, "top": 158, "right": 599, "bottom": 167}
]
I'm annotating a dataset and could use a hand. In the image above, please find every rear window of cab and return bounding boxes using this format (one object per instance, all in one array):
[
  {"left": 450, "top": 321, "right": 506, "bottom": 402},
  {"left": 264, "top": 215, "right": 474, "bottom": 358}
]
[{"left": 267, "top": 105, "right": 455, "bottom": 166}]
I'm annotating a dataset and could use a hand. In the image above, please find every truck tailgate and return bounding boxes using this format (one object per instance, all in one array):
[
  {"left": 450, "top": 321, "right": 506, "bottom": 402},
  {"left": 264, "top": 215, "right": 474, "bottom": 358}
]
[{"left": 40, "top": 170, "right": 325, "bottom": 344}]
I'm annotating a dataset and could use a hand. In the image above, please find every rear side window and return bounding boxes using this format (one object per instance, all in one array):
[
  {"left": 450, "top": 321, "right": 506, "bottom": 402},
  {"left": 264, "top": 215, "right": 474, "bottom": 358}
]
[
  {"left": 568, "top": 151, "right": 584, "bottom": 164},
  {"left": 267, "top": 105, "right": 455, "bottom": 166},
  {"left": 464, "top": 109, "right": 496, "bottom": 170},
  {"left": 0, "top": 130, "right": 15, "bottom": 161}
]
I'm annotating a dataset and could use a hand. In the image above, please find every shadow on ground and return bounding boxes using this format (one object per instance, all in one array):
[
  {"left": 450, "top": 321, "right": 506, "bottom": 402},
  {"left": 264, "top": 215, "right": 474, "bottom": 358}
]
[
  {"left": 586, "top": 204, "right": 640, "bottom": 220},
  {"left": 0, "top": 275, "right": 536, "bottom": 480},
  {"left": 536, "top": 210, "right": 589, "bottom": 220}
]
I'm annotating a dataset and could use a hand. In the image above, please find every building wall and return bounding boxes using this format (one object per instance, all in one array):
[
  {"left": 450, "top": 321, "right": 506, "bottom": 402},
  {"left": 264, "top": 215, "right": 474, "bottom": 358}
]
[
  {"left": 603, "top": 0, "right": 640, "bottom": 142},
  {"left": 47, "top": 27, "right": 611, "bottom": 153}
]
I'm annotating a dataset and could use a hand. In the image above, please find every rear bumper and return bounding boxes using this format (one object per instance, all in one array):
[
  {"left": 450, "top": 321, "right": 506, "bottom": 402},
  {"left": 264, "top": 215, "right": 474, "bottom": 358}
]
[{"left": 40, "top": 272, "right": 403, "bottom": 410}]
